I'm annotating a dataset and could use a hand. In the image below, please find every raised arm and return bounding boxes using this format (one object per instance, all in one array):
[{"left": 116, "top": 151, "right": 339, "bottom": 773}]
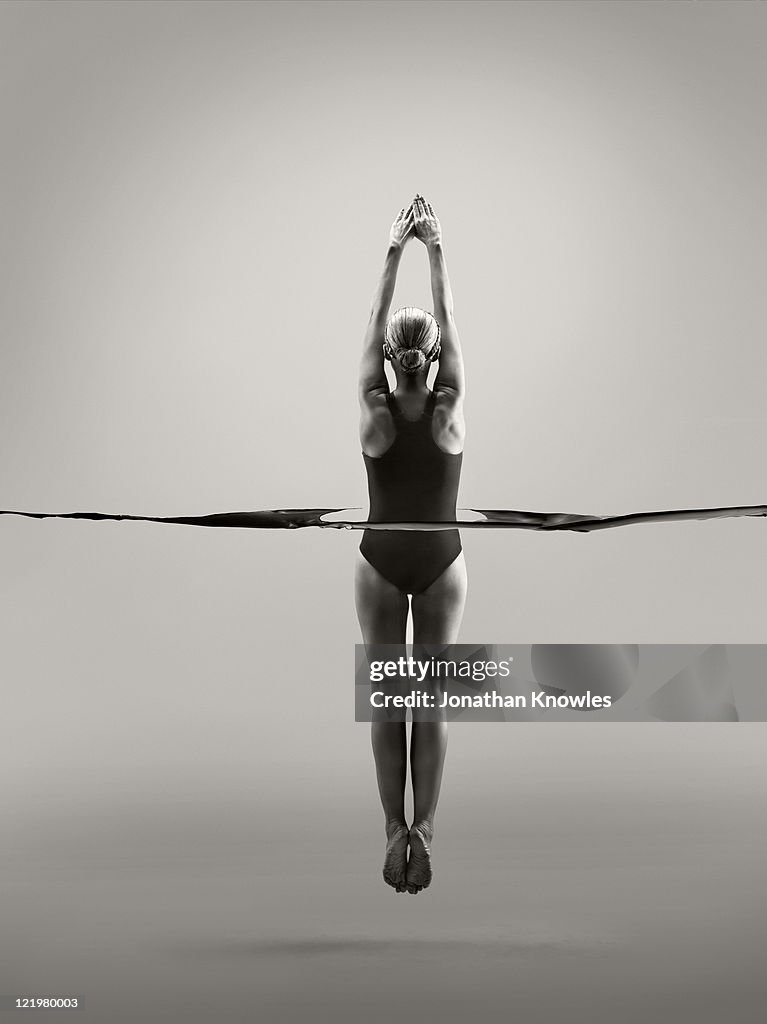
[
  {"left": 413, "top": 196, "right": 465, "bottom": 399},
  {"left": 358, "top": 204, "right": 414, "bottom": 401}
]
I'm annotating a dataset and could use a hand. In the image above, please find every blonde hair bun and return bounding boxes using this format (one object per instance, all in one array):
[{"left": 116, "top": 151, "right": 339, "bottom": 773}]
[{"left": 398, "top": 348, "right": 426, "bottom": 373}]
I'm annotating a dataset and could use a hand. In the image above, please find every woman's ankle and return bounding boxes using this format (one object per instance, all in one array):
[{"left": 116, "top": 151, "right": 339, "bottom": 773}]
[{"left": 385, "top": 818, "right": 408, "bottom": 838}]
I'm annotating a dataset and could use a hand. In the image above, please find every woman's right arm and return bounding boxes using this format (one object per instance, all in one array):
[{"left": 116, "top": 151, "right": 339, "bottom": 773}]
[
  {"left": 414, "top": 197, "right": 465, "bottom": 399},
  {"left": 358, "top": 205, "right": 414, "bottom": 455}
]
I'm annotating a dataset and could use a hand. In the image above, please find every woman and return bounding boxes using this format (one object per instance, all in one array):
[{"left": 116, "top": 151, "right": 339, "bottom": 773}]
[{"left": 356, "top": 195, "right": 467, "bottom": 894}]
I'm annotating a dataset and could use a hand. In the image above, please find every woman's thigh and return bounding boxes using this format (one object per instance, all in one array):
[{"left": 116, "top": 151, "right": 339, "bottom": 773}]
[
  {"left": 411, "top": 551, "right": 467, "bottom": 646},
  {"left": 355, "top": 551, "right": 410, "bottom": 721},
  {"left": 410, "top": 552, "right": 467, "bottom": 721},
  {"left": 354, "top": 549, "right": 409, "bottom": 647}
]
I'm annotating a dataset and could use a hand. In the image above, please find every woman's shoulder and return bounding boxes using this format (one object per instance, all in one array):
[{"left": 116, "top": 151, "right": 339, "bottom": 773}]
[
  {"left": 360, "top": 390, "right": 396, "bottom": 458},
  {"left": 431, "top": 388, "right": 465, "bottom": 455}
]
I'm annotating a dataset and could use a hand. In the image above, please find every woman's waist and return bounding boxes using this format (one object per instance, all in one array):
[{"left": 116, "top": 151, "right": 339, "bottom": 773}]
[{"left": 365, "top": 502, "right": 459, "bottom": 523}]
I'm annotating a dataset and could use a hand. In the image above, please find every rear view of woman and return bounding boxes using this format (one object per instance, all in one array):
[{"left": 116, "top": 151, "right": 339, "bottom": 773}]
[{"left": 356, "top": 195, "right": 467, "bottom": 894}]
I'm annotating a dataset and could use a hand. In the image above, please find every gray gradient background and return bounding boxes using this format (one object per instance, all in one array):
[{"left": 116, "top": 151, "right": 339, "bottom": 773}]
[{"left": 2, "top": 1, "right": 766, "bottom": 1021}]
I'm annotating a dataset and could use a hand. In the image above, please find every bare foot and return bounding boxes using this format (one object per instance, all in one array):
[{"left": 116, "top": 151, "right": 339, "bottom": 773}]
[
  {"left": 383, "top": 823, "right": 409, "bottom": 892},
  {"left": 406, "top": 822, "right": 433, "bottom": 893}
]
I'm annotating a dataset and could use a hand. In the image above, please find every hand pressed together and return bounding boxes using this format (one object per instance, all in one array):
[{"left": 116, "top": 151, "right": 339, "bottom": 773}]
[
  {"left": 412, "top": 194, "right": 442, "bottom": 248},
  {"left": 388, "top": 194, "right": 442, "bottom": 249}
]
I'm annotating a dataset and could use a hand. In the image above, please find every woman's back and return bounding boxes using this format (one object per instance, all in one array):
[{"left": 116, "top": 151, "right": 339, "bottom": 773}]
[
  {"left": 360, "top": 390, "right": 462, "bottom": 595},
  {"left": 363, "top": 390, "right": 462, "bottom": 522}
]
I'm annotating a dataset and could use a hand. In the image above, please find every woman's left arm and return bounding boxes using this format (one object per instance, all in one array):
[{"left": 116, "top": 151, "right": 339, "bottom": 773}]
[{"left": 358, "top": 205, "right": 414, "bottom": 400}]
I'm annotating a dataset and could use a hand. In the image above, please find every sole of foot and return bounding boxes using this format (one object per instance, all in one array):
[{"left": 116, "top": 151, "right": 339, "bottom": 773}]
[
  {"left": 383, "top": 825, "right": 409, "bottom": 893},
  {"left": 406, "top": 823, "right": 433, "bottom": 894}
]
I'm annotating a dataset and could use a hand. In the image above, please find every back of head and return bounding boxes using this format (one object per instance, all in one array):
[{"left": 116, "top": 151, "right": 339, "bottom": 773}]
[{"left": 385, "top": 306, "right": 440, "bottom": 375}]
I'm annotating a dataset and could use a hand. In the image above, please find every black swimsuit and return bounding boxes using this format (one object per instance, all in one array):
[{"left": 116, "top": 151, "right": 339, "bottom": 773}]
[{"left": 360, "top": 390, "right": 462, "bottom": 595}]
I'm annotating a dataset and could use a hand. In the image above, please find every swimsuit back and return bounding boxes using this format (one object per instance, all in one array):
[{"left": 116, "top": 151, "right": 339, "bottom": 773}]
[
  {"left": 363, "top": 390, "right": 462, "bottom": 524},
  {"left": 360, "top": 390, "right": 462, "bottom": 595}
]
